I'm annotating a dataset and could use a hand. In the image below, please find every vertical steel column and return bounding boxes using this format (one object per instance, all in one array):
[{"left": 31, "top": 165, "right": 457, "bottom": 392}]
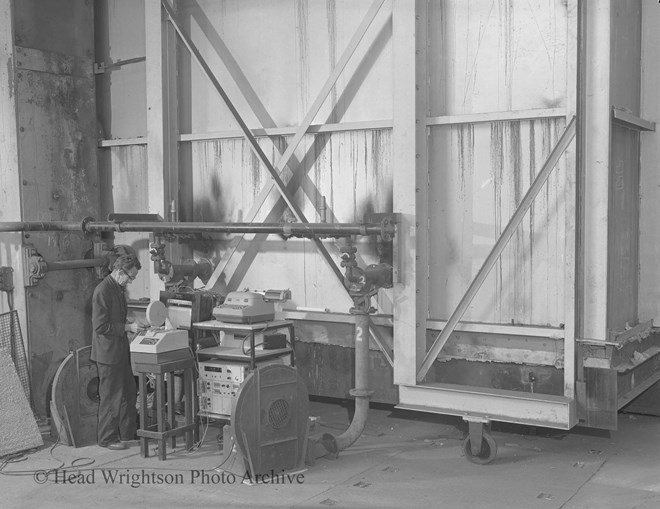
[
  {"left": 392, "top": 0, "right": 429, "bottom": 385},
  {"left": 562, "top": 0, "right": 579, "bottom": 401},
  {"left": 579, "top": 0, "right": 611, "bottom": 342},
  {"left": 146, "top": 0, "right": 168, "bottom": 218},
  {"left": 146, "top": 0, "right": 181, "bottom": 300}
]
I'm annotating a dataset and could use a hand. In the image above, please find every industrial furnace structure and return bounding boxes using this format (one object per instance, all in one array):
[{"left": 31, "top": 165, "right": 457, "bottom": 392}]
[{"left": 1, "top": 0, "right": 660, "bottom": 466}]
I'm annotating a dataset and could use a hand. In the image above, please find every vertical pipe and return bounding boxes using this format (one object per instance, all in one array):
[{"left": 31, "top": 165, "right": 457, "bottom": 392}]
[{"left": 334, "top": 312, "right": 372, "bottom": 451}]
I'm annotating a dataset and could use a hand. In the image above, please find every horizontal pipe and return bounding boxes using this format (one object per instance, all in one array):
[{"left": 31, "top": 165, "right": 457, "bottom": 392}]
[
  {"left": 0, "top": 220, "right": 386, "bottom": 238},
  {"left": 45, "top": 259, "right": 106, "bottom": 271},
  {"left": 86, "top": 221, "right": 380, "bottom": 237},
  {"left": 0, "top": 222, "right": 84, "bottom": 233}
]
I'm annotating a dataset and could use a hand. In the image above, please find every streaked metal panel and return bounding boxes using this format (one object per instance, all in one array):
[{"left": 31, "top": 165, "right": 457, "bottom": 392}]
[
  {"left": 190, "top": 129, "right": 392, "bottom": 312},
  {"left": 638, "top": 1, "right": 660, "bottom": 324},
  {"left": 178, "top": 0, "right": 392, "bottom": 133},
  {"left": 428, "top": 0, "right": 569, "bottom": 116},
  {"left": 428, "top": 118, "right": 568, "bottom": 326},
  {"left": 104, "top": 145, "right": 152, "bottom": 300},
  {"left": 607, "top": 125, "right": 640, "bottom": 334}
]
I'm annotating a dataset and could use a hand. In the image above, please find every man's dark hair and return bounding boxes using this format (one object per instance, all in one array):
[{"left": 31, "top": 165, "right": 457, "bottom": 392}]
[{"left": 112, "top": 254, "right": 142, "bottom": 272}]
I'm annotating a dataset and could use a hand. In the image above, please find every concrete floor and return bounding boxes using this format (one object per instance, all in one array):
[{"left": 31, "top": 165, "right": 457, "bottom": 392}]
[{"left": 2, "top": 399, "right": 660, "bottom": 509}]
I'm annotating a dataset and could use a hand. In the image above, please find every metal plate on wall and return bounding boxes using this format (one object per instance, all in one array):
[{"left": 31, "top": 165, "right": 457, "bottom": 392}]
[{"left": 15, "top": 40, "right": 99, "bottom": 417}]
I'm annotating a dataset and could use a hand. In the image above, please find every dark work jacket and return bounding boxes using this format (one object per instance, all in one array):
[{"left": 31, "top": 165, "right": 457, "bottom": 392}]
[{"left": 91, "top": 275, "right": 129, "bottom": 365}]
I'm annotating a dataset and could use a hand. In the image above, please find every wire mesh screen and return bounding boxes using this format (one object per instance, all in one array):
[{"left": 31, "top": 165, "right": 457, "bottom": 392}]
[{"left": 0, "top": 310, "right": 31, "bottom": 405}]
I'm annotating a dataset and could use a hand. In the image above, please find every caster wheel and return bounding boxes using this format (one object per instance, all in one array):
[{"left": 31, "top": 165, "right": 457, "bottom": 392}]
[{"left": 463, "top": 433, "right": 497, "bottom": 465}]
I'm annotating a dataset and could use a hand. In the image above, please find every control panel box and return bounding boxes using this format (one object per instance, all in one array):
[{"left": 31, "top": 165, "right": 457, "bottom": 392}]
[
  {"left": 212, "top": 291, "right": 275, "bottom": 324},
  {"left": 198, "top": 358, "right": 283, "bottom": 418},
  {"left": 130, "top": 328, "right": 189, "bottom": 354}
]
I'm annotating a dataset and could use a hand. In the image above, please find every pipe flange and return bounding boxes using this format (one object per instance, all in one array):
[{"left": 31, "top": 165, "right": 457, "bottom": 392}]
[
  {"left": 80, "top": 216, "right": 96, "bottom": 238},
  {"left": 380, "top": 216, "right": 396, "bottom": 242}
]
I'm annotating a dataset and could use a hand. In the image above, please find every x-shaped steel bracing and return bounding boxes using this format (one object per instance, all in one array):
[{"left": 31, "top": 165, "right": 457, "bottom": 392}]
[{"left": 161, "top": 0, "right": 393, "bottom": 366}]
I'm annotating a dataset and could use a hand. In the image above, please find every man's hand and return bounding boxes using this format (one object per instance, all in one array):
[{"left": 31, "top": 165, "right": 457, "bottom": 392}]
[{"left": 126, "top": 321, "right": 149, "bottom": 333}]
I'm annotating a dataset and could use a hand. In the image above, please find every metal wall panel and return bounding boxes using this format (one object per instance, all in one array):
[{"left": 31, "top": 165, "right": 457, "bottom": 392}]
[
  {"left": 611, "top": 0, "right": 642, "bottom": 116},
  {"left": 103, "top": 144, "right": 153, "bottom": 300},
  {"left": 428, "top": 0, "right": 569, "bottom": 116},
  {"left": 177, "top": 0, "right": 393, "bottom": 134},
  {"left": 428, "top": 118, "right": 568, "bottom": 326},
  {"left": 639, "top": 0, "right": 660, "bottom": 324},
  {"left": 607, "top": 125, "right": 640, "bottom": 334},
  {"left": 14, "top": 0, "right": 94, "bottom": 59},
  {"left": 607, "top": 1, "right": 641, "bottom": 335},
  {"left": 94, "top": 0, "right": 147, "bottom": 139}
]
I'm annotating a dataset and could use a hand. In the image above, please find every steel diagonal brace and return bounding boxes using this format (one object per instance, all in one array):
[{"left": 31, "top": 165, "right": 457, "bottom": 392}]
[
  {"left": 201, "top": 0, "right": 386, "bottom": 291},
  {"left": 416, "top": 116, "right": 577, "bottom": 382},
  {"left": 161, "top": 0, "right": 346, "bottom": 283}
]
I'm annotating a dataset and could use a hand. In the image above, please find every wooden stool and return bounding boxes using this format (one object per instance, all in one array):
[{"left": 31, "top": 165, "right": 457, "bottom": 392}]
[{"left": 133, "top": 352, "right": 197, "bottom": 460}]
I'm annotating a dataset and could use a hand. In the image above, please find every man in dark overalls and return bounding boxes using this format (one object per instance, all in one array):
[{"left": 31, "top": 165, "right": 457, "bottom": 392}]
[{"left": 91, "top": 254, "right": 144, "bottom": 450}]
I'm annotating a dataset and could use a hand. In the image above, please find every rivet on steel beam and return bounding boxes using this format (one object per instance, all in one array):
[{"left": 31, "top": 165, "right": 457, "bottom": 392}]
[
  {"left": 416, "top": 188, "right": 420, "bottom": 192},
  {"left": 22, "top": 179, "right": 28, "bottom": 185},
  {"left": 416, "top": 153, "right": 420, "bottom": 158},
  {"left": 416, "top": 322, "right": 420, "bottom": 327}
]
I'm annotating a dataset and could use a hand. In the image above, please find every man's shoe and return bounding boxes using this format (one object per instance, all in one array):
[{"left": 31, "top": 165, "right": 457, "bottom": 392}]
[{"left": 101, "top": 442, "right": 127, "bottom": 451}]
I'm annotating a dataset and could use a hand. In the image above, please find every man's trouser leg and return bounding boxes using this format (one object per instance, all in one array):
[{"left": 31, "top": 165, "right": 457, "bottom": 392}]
[
  {"left": 118, "top": 366, "right": 138, "bottom": 441},
  {"left": 97, "top": 362, "right": 123, "bottom": 446}
]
